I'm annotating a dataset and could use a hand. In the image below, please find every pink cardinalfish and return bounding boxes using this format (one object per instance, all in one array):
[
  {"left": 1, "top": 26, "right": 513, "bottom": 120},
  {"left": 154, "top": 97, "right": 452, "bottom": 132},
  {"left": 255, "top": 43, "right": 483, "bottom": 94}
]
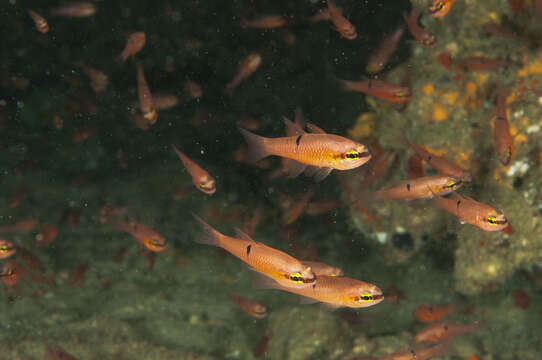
[
  {"left": 239, "top": 121, "right": 370, "bottom": 182},
  {"left": 192, "top": 215, "right": 316, "bottom": 289}
]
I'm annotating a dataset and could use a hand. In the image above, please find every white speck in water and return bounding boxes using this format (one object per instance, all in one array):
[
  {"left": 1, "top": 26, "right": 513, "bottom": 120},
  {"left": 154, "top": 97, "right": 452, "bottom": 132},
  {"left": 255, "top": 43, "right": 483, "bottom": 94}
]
[{"left": 376, "top": 232, "right": 387, "bottom": 244}]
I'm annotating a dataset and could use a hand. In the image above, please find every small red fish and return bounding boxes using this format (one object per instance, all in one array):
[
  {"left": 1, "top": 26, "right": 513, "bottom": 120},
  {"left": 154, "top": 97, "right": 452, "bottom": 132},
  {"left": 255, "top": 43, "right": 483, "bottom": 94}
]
[
  {"left": 327, "top": 0, "right": 357, "bottom": 40},
  {"left": 428, "top": 0, "right": 456, "bottom": 18},
  {"left": 432, "top": 192, "right": 508, "bottom": 232},
  {"left": 415, "top": 321, "right": 479, "bottom": 344},
  {"left": 0, "top": 238, "right": 16, "bottom": 259},
  {"left": 1, "top": 260, "right": 22, "bottom": 287},
  {"left": 240, "top": 15, "right": 287, "bottom": 29},
  {"left": 113, "top": 216, "right": 167, "bottom": 252},
  {"left": 51, "top": 2, "right": 97, "bottom": 18},
  {"left": 339, "top": 78, "right": 411, "bottom": 102},
  {"left": 403, "top": 8, "right": 436, "bottom": 48},
  {"left": 28, "top": 10, "right": 49, "bottom": 33},
  {"left": 413, "top": 303, "right": 454, "bottom": 322},
  {"left": 229, "top": 293, "right": 267, "bottom": 318},
  {"left": 366, "top": 26, "right": 404, "bottom": 74},
  {"left": 405, "top": 138, "right": 472, "bottom": 182},
  {"left": 258, "top": 274, "right": 384, "bottom": 309},
  {"left": 193, "top": 215, "right": 316, "bottom": 289},
  {"left": 172, "top": 145, "right": 216, "bottom": 195},
  {"left": 493, "top": 85, "right": 513, "bottom": 165},
  {"left": 377, "top": 343, "right": 449, "bottom": 360},
  {"left": 78, "top": 64, "right": 108, "bottom": 93},
  {"left": 36, "top": 224, "right": 58, "bottom": 247},
  {"left": 153, "top": 93, "right": 180, "bottom": 110},
  {"left": 118, "top": 32, "right": 146, "bottom": 63},
  {"left": 240, "top": 126, "right": 370, "bottom": 181},
  {"left": 185, "top": 79, "right": 203, "bottom": 99},
  {"left": 226, "top": 53, "right": 262, "bottom": 93},
  {"left": 373, "top": 174, "right": 462, "bottom": 201},
  {"left": 136, "top": 63, "right": 158, "bottom": 125}
]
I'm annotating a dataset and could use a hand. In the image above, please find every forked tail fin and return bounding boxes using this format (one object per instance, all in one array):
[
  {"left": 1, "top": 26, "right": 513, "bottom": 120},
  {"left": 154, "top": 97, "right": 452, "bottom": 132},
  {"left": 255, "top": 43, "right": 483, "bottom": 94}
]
[
  {"left": 192, "top": 214, "right": 224, "bottom": 247},
  {"left": 238, "top": 128, "right": 270, "bottom": 163}
]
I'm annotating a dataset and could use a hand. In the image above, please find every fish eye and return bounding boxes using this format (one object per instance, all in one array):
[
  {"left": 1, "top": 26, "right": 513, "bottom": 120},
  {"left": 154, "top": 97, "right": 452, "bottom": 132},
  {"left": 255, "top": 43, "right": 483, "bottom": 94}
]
[
  {"left": 487, "top": 216, "right": 498, "bottom": 225},
  {"left": 446, "top": 180, "right": 460, "bottom": 189},
  {"left": 289, "top": 272, "right": 303, "bottom": 283},
  {"left": 395, "top": 92, "right": 404, "bottom": 98},
  {"left": 359, "top": 292, "right": 374, "bottom": 302},
  {"left": 0, "top": 246, "right": 6, "bottom": 252}
]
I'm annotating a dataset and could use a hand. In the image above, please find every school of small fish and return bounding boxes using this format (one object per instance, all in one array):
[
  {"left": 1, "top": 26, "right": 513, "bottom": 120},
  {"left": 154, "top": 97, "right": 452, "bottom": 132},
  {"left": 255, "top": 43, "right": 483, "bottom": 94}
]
[{"left": 2, "top": 0, "right": 542, "bottom": 358}]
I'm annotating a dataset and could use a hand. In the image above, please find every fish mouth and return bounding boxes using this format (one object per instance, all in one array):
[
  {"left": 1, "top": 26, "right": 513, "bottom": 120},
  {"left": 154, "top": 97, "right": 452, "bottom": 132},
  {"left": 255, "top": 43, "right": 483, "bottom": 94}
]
[
  {"left": 372, "top": 293, "right": 385, "bottom": 301},
  {"left": 358, "top": 151, "right": 371, "bottom": 159}
]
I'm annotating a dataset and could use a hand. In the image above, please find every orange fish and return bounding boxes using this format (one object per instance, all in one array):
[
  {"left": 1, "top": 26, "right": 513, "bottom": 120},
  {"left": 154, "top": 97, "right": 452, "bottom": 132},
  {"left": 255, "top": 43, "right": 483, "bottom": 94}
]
[
  {"left": 413, "top": 303, "right": 454, "bottom": 322},
  {"left": 192, "top": 215, "right": 316, "bottom": 289},
  {"left": 415, "top": 321, "right": 479, "bottom": 344},
  {"left": 28, "top": 10, "right": 49, "bottom": 33},
  {"left": 51, "top": 2, "right": 97, "bottom": 18},
  {"left": 403, "top": 8, "right": 436, "bottom": 48},
  {"left": 493, "top": 85, "right": 513, "bottom": 165},
  {"left": 228, "top": 293, "right": 267, "bottom": 318},
  {"left": 373, "top": 174, "right": 462, "bottom": 201},
  {"left": 366, "top": 26, "right": 404, "bottom": 74},
  {"left": 428, "top": 0, "right": 456, "bottom": 18},
  {"left": 78, "top": 64, "right": 108, "bottom": 93},
  {"left": 1, "top": 260, "right": 22, "bottom": 287},
  {"left": 377, "top": 343, "right": 449, "bottom": 360},
  {"left": 118, "top": 32, "right": 146, "bottom": 63},
  {"left": 172, "top": 145, "right": 216, "bottom": 195},
  {"left": 114, "top": 217, "right": 167, "bottom": 252},
  {"left": 327, "top": 0, "right": 357, "bottom": 40},
  {"left": 153, "top": 93, "right": 180, "bottom": 110},
  {"left": 282, "top": 187, "right": 314, "bottom": 225},
  {"left": 406, "top": 139, "right": 472, "bottom": 182},
  {"left": 185, "top": 79, "right": 203, "bottom": 99},
  {"left": 226, "top": 53, "right": 262, "bottom": 92},
  {"left": 432, "top": 192, "right": 508, "bottom": 231},
  {"left": 239, "top": 125, "right": 370, "bottom": 182},
  {"left": 35, "top": 224, "right": 58, "bottom": 247},
  {"left": 258, "top": 274, "right": 383, "bottom": 309},
  {"left": 136, "top": 63, "right": 158, "bottom": 125},
  {"left": 339, "top": 78, "right": 411, "bottom": 103},
  {"left": 0, "top": 238, "right": 16, "bottom": 259},
  {"left": 240, "top": 15, "right": 287, "bottom": 29},
  {"left": 301, "top": 260, "right": 344, "bottom": 277}
]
